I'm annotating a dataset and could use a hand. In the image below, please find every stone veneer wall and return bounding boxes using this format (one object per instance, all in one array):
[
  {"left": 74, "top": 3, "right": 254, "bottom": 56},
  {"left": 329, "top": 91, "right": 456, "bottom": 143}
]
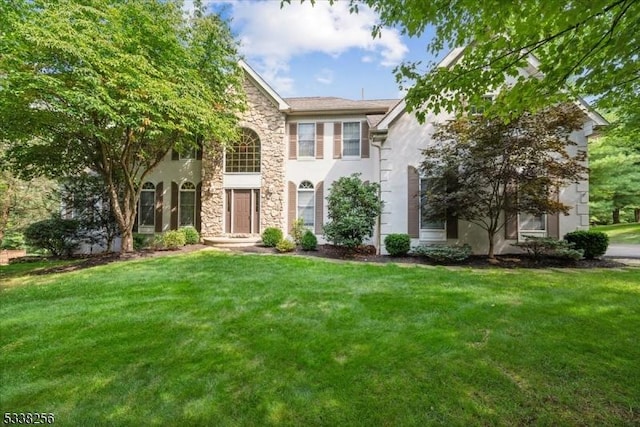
[{"left": 200, "top": 76, "right": 286, "bottom": 237}]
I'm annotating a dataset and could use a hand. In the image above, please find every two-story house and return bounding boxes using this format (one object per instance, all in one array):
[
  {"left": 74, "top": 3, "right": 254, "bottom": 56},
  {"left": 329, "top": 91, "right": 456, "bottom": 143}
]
[{"left": 137, "top": 50, "right": 606, "bottom": 255}]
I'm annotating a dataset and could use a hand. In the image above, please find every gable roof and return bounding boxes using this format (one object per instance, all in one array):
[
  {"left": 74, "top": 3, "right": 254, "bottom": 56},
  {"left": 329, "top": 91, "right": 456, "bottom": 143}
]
[
  {"left": 284, "top": 97, "right": 399, "bottom": 116},
  {"left": 239, "top": 60, "right": 290, "bottom": 112},
  {"left": 375, "top": 47, "right": 608, "bottom": 131}
]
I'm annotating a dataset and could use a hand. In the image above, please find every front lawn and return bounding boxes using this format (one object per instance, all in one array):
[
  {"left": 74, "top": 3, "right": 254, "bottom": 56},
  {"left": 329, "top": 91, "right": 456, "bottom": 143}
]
[
  {"left": 592, "top": 222, "right": 640, "bottom": 244},
  {"left": 1, "top": 251, "right": 639, "bottom": 425}
]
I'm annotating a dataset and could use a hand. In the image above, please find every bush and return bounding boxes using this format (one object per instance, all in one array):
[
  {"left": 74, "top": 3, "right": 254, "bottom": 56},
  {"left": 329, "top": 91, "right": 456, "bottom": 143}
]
[
  {"left": 290, "top": 218, "right": 306, "bottom": 246},
  {"left": 133, "top": 233, "right": 150, "bottom": 251},
  {"left": 564, "top": 230, "right": 609, "bottom": 259},
  {"left": 23, "top": 217, "right": 81, "bottom": 257},
  {"left": 412, "top": 244, "right": 472, "bottom": 263},
  {"left": 180, "top": 226, "right": 200, "bottom": 245},
  {"left": 1, "top": 230, "right": 26, "bottom": 250},
  {"left": 323, "top": 174, "right": 383, "bottom": 249},
  {"left": 276, "top": 238, "right": 296, "bottom": 253},
  {"left": 300, "top": 230, "right": 318, "bottom": 251},
  {"left": 553, "top": 247, "right": 585, "bottom": 261},
  {"left": 514, "top": 235, "right": 585, "bottom": 261},
  {"left": 162, "top": 230, "right": 186, "bottom": 250},
  {"left": 262, "top": 227, "right": 283, "bottom": 247},
  {"left": 384, "top": 233, "right": 411, "bottom": 256}
]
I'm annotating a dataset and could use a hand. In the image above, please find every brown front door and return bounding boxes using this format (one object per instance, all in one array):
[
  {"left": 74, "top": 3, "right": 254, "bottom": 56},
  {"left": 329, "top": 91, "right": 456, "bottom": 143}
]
[{"left": 233, "top": 190, "right": 251, "bottom": 234}]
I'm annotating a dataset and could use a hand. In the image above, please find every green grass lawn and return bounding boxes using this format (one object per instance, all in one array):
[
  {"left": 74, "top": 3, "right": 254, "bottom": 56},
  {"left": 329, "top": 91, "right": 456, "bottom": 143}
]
[
  {"left": 592, "top": 222, "right": 640, "bottom": 244},
  {"left": 2, "top": 251, "right": 639, "bottom": 426}
]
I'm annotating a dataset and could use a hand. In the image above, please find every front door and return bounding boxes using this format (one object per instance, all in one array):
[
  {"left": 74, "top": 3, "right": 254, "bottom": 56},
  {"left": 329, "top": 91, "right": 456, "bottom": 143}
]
[{"left": 233, "top": 190, "right": 251, "bottom": 234}]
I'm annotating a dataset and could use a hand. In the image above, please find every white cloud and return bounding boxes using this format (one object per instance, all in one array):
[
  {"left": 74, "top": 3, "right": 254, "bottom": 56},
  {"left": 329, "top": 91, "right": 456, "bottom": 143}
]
[{"left": 229, "top": 0, "right": 408, "bottom": 95}]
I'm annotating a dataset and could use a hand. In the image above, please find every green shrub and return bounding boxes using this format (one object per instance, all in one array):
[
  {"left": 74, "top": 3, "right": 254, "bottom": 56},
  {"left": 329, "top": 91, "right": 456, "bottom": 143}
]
[
  {"left": 1, "top": 230, "right": 26, "bottom": 250},
  {"left": 151, "top": 233, "right": 165, "bottom": 250},
  {"left": 300, "top": 230, "right": 318, "bottom": 251},
  {"left": 262, "top": 227, "right": 283, "bottom": 247},
  {"left": 290, "top": 218, "right": 306, "bottom": 246},
  {"left": 323, "top": 174, "right": 383, "bottom": 249},
  {"left": 412, "top": 244, "right": 472, "bottom": 263},
  {"left": 162, "top": 230, "right": 186, "bottom": 250},
  {"left": 133, "top": 233, "right": 150, "bottom": 251},
  {"left": 384, "top": 233, "right": 411, "bottom": 256},
  {"left": 514, "top": 235, "right": 585, "bottom": 261},
  {"left": 23, "top": 217, "right": 81, "bottom": 257},
  {"left": 564, "top": 230, "right": 609, "bottom": 259},
  {"left": 553, "top": 247, "right": 585, "bottom": 261},
  {"left": 180, "top": 226, "right": 200, "bottom": 245},
  {"left": 276, "top": 238, "right": 296, "bottom": 253}
]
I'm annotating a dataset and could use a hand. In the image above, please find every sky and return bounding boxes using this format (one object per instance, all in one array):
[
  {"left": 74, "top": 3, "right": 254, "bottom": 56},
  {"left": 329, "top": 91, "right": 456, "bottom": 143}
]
[{"left": 191, "top": 0, "right": 442, "bottom": 101}]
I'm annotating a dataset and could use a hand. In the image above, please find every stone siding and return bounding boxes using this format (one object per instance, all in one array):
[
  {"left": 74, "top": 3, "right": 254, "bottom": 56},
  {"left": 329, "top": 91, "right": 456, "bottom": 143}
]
[{"left": 200, "top": 76, "right": 286, "bottom": 236}]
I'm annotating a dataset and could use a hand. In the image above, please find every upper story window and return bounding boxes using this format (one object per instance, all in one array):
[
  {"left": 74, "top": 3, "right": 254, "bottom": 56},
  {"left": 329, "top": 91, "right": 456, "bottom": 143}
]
[
  {"left": 298, "top": 123, "right": 315, "bottom": 157},
  {"left": 179, "top": 149, "right": 197, "bottom": 160},
  {"left": 139, "top": 182, "right": 156, "bottom": 228},
  {"left": 225, "top": 128, "right": 261, "bottom": 173},
  {"left": 179, "top": 182, "right": 196, "bottom": 227},
  {"left": 298, "top": 181, "right": 315, "bottom": 228},
  {"left": 342, "top": 122, "right": 360, "bottom": 157},
  {"left": 469, "top": 95, "right": 495, "bottom": 116}
]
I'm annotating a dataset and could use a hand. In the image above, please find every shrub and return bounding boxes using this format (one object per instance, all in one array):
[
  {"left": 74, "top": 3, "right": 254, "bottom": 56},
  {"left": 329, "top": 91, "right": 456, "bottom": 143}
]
[
  {"left": 564, "top": 230, "right": 609, "bottom": 259},
  {"left": 23, "top": 217, "right": 81, "bottom": 257},
  {"left": 384, "top": 233, "right": 411, "bottom": 256},
  {"left": 276, "top": 238, "right": 296, "bottom": 253},
  {"left": 262, "top": 227, "right": 283, "bottom": 247},
  {"left": 412, "top": 244, "right": 472, "bottom": 263},
  {"left": 151, "top": 233, "right": 165, "bottom": 250},
  {"left": 162, "top": 230, "right": 186, "bottom": 250},
  {"left": 300, "top": 230, "right": 318, "bottom": 251},
  {"left": 290, "top": 218, "right": 306, "bottom": 246},
  {"left": 133, "top": 233, "right": 150, "bottom": 251},
  {"left": 323, "top": 174, "right": 383, "bottom": 249},
  {"left": 180, "top": 226, "right": 200, "bottom": 245},
  {"left": 1, "top": 230, "right": 26, "bottom": 250},
  {"left": 514, "top": 235, "right": 585, "bottom": 261}
]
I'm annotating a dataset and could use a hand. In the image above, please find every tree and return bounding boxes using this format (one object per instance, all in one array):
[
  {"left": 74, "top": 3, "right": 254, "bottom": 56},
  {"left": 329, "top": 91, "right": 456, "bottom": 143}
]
[
  {"left": 306, "top": 0, "right": 638, "bottom": 126},
  {"left": 420, "top": 103, "right": 588, "bottom": 258},
  {"left": 589, "top": 133, "right": 640, "bottom": 223},
  {"left": 58, "top": 173, "right": 120, "bottom": 252},
  {"left": 0, "top": 0, "right": 245, "bottom": 252},
  {"left": 323, "top": 174, "right": 383, "bottom": 249}
]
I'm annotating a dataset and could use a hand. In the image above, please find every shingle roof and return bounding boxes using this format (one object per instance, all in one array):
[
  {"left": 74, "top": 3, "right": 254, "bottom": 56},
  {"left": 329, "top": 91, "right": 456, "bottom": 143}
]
[{"left": 284, "top": 97, "right": 400, "bottom": 113}]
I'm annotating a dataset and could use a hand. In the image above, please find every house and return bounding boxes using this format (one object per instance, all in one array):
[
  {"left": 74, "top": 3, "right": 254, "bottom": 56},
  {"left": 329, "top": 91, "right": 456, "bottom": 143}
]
[{"left": 136, "top": 50, "right": 606, "bottom": 255}]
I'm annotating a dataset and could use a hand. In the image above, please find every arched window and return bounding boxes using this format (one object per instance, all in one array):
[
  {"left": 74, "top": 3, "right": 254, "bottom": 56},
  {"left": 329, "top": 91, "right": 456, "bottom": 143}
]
[
  {"left": 179, "top": 182, "right": 196, "bottom": 227},
  {"left": 139, "top": 182, "right": 155, "bottom": 228},
  {"left": 298, "top": 181, "right": 314, "bottom": 228},
  {"left": 225, "top": 128, "right": 261, "bottom": 173}
]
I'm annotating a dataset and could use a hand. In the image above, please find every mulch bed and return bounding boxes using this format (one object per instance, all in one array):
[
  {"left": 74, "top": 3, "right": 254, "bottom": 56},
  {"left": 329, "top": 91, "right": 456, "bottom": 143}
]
[
  {"left": 9, "top": 243, "right": 626, "bottom": 276},
  {"left": 235, "top": 244, "right": 626, "bottom": 269}
]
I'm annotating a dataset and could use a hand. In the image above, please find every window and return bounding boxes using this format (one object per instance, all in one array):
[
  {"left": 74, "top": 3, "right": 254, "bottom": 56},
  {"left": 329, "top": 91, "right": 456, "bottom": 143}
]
[
  {"left": 298, "top": 181, "right": 315, "bottom": 227},
  {"left": 298, "top": 123, "right": 315, "bottom": 157},
  {"left": 225, "top": 128, "right": 261, "bottom": 173},
  {"left": 519, "top": 212, "right": 546, "bottom": 231},
  {"left": 420, "top": 178, "right": 445, "bottom": 230},
  {"left": 139, "top": 182, "right": 155, "bottom": 228},
  {"left": 343, "top": 122, "right": 360, "bottom": 157},
  {"left": 179, "top": 148, "right": 197, "bottom": 160},
  {"left": 179, "top": 182, "right": 196, "bottom": 227},
  {"left": 469, "top": 95, "right": 495, "bottom": 116}
]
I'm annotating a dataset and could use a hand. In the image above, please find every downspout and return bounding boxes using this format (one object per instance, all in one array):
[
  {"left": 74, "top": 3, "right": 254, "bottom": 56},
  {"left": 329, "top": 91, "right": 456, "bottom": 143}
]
[{"left": 370, "top": 130, "right": 387, "bottom": 255}]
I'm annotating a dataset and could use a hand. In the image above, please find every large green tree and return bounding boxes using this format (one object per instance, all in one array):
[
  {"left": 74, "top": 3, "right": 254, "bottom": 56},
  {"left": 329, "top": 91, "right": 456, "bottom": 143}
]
[
  {"left": 0, "top": 0, "right": 245, "bottom": 252},
  {"left": 589, "top": 132, "right": 640, "bottom": 223},
  {"left": 421, "top": 104, "right": 588, "bottom": 258},
  {"left": 301, "top": 0, "right": 638, "bottom": 124}
]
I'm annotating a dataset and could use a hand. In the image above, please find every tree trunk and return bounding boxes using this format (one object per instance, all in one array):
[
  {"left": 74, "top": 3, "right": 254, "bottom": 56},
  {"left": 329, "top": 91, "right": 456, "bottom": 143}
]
[
  {"left": 635, "top": 208, "right": 640, "bottom": 223},
  {"left": 487, "top": 230, "right": 496, "bottom": 259},
  {"left": 612, "top": 208, "right": 620, "bottom": 224},
  {"left": 121, "top": 228, "right": 133, "bottom": 252}
]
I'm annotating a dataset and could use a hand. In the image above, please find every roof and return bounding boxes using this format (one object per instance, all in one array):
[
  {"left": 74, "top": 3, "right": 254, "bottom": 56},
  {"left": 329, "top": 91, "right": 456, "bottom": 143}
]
[
  {"left": 283, "top": 97, "right": 399, "bottom": 115},
  {"left": 239, "top": 60, "right": 290, "bottom": 111}
]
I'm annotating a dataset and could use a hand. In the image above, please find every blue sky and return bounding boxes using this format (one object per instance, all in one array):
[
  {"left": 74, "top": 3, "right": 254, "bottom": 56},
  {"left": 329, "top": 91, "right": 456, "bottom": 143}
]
[{"left": 196, "top": 1, "right": 441, "bottom": 100}]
